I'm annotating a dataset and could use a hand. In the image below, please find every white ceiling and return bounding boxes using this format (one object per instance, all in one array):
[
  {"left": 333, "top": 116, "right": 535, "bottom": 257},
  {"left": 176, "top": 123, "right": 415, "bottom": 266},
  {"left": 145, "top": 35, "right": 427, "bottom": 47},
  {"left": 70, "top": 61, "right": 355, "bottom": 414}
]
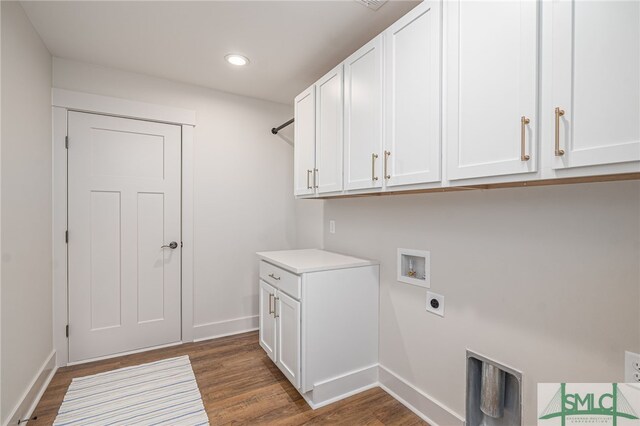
[{"left": 21, "top": 0, "right": 419, "bottom": 105}]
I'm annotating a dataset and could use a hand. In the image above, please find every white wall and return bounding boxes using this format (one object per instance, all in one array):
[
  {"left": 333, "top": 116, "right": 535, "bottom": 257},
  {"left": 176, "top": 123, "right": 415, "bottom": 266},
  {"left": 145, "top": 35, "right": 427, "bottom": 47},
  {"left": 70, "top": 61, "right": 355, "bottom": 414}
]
[
  {"left": 323, "top": 181, "right": 640, "bottom": 425},
  {"left": 52, "top": 58, "right": 322, "bottom": 340},
  {"left": 296, "top": 199, "right": 325, "bottom": 249},
  {"left": 1, "top": 2, "right": 53, "bottom": 424}
]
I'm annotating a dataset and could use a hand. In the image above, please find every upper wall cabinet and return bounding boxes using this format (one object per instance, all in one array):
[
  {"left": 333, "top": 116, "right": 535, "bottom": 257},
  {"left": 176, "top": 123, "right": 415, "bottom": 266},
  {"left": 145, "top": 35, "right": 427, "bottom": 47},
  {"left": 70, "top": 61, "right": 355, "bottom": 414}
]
[
  {"left": 344, "top": 35, "right": 384, "bottom": 191},
  {"left": 315, "top": 65, "right": 344, "bottom": 194},
  {"left": 294, "top": 86, "right": 316, "bottom": 196},
  {"left": 445, "top": 0, "right": 539, "bottom": 181},
  {"left": 384, "top": 0, "right": 442, "bottom": 187},
  {"left": 293, "top": 1, "right": 639, "bottom": 199},
  {"left": 550, "top": 0, "right": 640, "bottom": 170}
]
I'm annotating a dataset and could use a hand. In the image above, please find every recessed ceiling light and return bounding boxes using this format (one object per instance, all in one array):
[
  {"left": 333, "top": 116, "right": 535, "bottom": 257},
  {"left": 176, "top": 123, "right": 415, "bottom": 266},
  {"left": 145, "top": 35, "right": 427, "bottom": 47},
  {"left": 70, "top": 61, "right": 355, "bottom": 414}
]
[{"left": 225, "top": 54, "right": 249, "bottom": 66}]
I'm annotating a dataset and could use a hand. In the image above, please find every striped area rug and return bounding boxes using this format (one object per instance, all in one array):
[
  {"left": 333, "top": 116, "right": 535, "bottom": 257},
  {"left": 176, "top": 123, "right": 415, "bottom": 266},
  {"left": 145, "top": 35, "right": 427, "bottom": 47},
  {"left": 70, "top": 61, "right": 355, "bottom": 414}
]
[{"left": 53, "top": 355, "right": 209, "bottom": 426}]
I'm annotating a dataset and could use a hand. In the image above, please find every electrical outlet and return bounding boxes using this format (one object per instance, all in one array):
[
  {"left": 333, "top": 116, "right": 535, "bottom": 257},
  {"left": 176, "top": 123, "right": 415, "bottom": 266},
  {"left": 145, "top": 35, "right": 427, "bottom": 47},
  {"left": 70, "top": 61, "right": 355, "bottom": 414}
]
[
  {"left": 329, "top": 220, "right": 335, "bottom": 234},
  {"left": 625, "top": 351, "right": 640, "bottom": 382},
  {"left": 426, "top": 291, "right": 444, "bottom": 317}
]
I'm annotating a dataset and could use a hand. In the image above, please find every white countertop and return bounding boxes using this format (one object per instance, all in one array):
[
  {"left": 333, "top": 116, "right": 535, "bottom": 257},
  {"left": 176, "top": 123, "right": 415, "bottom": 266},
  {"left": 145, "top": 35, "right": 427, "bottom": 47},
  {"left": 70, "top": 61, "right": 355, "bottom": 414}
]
[{"left": 256, "top": 249, "right": 378, "bottom": 274}]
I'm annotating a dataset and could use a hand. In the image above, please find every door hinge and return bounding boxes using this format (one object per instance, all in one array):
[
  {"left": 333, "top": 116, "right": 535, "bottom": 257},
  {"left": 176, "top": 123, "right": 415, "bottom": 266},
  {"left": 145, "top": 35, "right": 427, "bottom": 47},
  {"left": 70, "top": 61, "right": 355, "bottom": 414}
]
[
  {"left": 65, "top": 230, "right": 69, "bottom": 243},
  {"left": 65, "top": 136, "right": 69, "bottom": 149},
  {"left": 65, "top": 324, "right": 69, "bottom": 338}
]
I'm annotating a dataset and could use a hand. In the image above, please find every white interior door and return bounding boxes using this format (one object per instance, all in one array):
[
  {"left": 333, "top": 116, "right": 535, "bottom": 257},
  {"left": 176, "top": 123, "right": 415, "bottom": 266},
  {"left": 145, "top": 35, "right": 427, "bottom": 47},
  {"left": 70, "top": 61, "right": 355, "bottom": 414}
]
[
  {"left": 68, "top": 111, "right": 182, "bottom": 363},
  {"left": 551, "top": 0, "right": 640, "bottom": 169},
  {"left": 344, "top": 35, "right": 384, "bottom": 191},
  {"left": 276, "top": 291, "right": 301, "bottom": 389},
  {"left": 259, "top": 280, "right": 277, "bottom": 362},
  {"left": 446, "top": 0, "right": 539, "bottom": 180}
]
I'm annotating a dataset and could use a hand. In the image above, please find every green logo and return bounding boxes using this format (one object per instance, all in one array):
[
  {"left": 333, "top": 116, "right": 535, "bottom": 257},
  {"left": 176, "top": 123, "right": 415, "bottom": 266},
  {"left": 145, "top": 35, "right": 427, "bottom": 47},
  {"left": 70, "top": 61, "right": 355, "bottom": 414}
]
[{"left": 539, "top": 383, "right": 638, "bottom": 425}]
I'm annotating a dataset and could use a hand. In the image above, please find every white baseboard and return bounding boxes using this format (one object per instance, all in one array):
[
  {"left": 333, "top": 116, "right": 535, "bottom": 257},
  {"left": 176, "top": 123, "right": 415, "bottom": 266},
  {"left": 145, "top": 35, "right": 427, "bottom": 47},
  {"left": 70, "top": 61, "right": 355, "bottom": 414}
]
[
  {"left": 4, "top": 350, "right": 57, "bottom": 426},
  {"left": 378, "top": 365, "right": 465, "bottom": 426},
  {"left": 193, "top": 315, "right": 258, "bottom": 342},
  {"left": 302, "top": 364, "right": 379, "bottom": 409},
  {"left": 297, "top": 363, "right": 464, "bottom": 425}
]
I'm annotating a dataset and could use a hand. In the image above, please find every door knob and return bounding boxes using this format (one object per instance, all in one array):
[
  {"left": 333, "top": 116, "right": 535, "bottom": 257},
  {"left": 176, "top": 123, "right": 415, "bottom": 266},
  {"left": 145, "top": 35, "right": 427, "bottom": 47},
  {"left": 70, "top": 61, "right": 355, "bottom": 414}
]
[{"left": 161, "top": 241, "right": 178, "bottom": 249}]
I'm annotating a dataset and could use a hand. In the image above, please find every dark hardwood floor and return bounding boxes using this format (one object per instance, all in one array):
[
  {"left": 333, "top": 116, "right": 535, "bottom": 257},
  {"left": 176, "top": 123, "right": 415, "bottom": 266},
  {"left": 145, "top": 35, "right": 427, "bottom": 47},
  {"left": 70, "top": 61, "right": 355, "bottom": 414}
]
[{"left": 31, "top": 331, "right": 425, "bottom": 425}]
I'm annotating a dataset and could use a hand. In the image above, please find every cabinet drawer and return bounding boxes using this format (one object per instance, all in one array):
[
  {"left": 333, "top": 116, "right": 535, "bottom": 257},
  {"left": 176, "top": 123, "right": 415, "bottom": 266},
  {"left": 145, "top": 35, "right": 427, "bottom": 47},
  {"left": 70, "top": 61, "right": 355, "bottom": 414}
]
[{"left": 259, "top": 261, "right": 301, "bottom": 299}]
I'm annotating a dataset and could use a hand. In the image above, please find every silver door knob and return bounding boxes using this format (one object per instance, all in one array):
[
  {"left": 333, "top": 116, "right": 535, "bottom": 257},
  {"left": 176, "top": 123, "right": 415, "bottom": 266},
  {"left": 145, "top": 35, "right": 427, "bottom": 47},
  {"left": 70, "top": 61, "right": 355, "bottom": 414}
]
[{"left": 161, "top": 241, "right": 178, "bottom": 249}]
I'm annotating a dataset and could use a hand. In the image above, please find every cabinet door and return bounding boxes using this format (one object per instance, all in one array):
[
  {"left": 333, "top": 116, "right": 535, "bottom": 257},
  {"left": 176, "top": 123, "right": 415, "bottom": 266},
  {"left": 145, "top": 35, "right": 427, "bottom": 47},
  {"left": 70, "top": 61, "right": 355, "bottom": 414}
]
[
  {"left": 551, "top": 0, "right": 640, "bottom": 170},
  {"left": 259, "top": 280, "right": 277, "bottom": 362},
  {"left": 276, "top": 291, "right": 301, "bottom": 389},
  {"left": 294, "top": 86, "right": 316, "bottom": 196},
  {"left": 315, "top": 65, "right": 344, "bottom": 194},
  {"left": 446, "top": 0, "right": 539, "bottom": 180},
  {"left": 344, "top": 36, "right": 384, "bottom": 190},
  {"left": 384, "top": 1, "right": 441, "bottom": 187}
]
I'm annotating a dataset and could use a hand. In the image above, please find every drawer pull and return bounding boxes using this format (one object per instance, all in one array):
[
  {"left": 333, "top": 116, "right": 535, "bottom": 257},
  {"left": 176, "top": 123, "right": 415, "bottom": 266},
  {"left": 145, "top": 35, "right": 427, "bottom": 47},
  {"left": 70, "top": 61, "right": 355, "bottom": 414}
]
[
  {"left": 268, "top": 293, "right": 274, "bottom": 315},
  {"left": 268, "top": 273, "right": 281, "bottom": 281},
  {"left": 554, "top": 107, "right": 565, "bottom": 156},
  {"left": 384, "top": 151, "right": 391, "bottom": 180},
  {"left": 371, "top": 153, "right": 379, "bottom": 181},
  {"left": 520, "top": 116, "right": 530, "bottom": 161}
]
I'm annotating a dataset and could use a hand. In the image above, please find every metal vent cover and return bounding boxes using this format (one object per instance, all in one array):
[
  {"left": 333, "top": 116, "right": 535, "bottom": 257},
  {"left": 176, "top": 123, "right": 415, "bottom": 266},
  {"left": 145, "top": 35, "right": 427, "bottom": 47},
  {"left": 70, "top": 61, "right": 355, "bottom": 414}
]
[{"left": 355, "top": 0, "right": 388, "bottom": 11}]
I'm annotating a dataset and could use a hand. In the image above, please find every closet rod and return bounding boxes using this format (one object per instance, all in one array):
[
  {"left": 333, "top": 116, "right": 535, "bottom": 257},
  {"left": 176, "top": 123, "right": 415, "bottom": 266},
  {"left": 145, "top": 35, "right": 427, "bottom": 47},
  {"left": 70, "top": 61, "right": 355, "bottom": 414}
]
[{"left": 271, "top": 118, "right": 294, "bottom": 135}]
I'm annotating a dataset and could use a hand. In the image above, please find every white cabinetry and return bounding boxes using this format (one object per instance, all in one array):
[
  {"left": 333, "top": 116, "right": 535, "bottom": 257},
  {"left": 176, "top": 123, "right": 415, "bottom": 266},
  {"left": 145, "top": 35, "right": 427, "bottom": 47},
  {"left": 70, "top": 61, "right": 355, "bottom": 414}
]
[
  {"left": 260, "top": 280, "right": 302, "bottom": 388},
  {"left": 295, "top": 66, "right": 344, "bottom": 197},
  {"left": 257, "top": 249, "right": 379, "bottom": 408},
  {"left": 316, "top": 65, "right": 344, "bottom": 194},
  {"left": 548, "top": 0, "right": 640, "bottom": 171},
  {"left": 292, "top": 1, "right": 640, "bottom": 199},
  {"left": 294, "top": 86, "right": 316, "bottom": 196},
  {"left": 445, "top": 0, "right": 539, "bottom": 181},
  {"left": 259, "top": 280, "right": 277, "bottom": 361},
  {"left": 275, "top": 291, "right": 301, "bottom": 388},
  {"left": 384, "top": 0, "right": 441, "bottom": 187},
  {"left": 344, "top": 36, "right": 384, "bottom": 191}
]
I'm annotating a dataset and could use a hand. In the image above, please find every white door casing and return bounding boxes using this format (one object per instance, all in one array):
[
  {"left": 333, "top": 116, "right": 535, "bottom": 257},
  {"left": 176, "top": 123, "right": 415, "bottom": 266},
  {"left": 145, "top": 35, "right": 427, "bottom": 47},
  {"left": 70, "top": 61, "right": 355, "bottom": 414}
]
[
  {"left": 68, "top": 111, "right": 182, "bottom": 362},
  {"left": 384, "top": 0, "right": 442, "bottom": 187},
  {"left": 344, "top": 35, "right": 385, "bottom": 191},
  {"left": 550, "top": 0, "right": 640, "bottom": 169},
  {"left": 259, "top": 280, "right": 277, "bottom": 362},
  {"left": 446, "top": 0, "right": 539, "bottom": 180}
]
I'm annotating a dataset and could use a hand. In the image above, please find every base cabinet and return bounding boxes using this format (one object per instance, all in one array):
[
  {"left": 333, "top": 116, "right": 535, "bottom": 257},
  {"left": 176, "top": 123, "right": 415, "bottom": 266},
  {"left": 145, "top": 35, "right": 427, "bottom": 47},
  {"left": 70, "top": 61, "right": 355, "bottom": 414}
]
[
  {"left": 257, "top": 252, "right": 379, "bottom": 408},
  {"left": 260, "top": 279, "right": 302, "bottom": 389},
  {"left": 275, "top": 291, "right": 301, "bottom": 388},
  {"left": 259, "top": 280, "right": 277, "bottom": 362}
]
